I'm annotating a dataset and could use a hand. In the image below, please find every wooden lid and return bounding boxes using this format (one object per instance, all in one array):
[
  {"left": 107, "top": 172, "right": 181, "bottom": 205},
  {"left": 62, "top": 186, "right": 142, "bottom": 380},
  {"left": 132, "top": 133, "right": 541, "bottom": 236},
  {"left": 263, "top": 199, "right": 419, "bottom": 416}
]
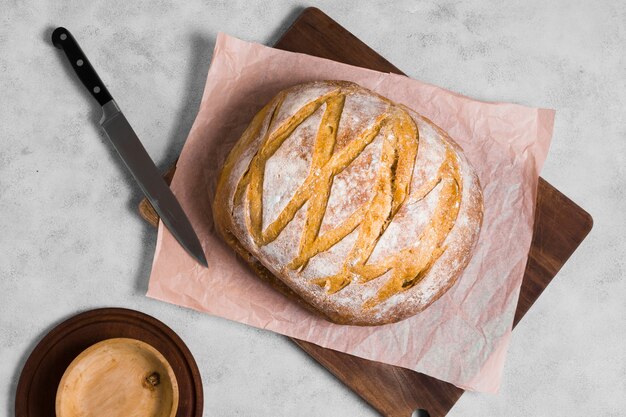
[{"left": 56, "top": 338, "right": 179, "bottom": 417}]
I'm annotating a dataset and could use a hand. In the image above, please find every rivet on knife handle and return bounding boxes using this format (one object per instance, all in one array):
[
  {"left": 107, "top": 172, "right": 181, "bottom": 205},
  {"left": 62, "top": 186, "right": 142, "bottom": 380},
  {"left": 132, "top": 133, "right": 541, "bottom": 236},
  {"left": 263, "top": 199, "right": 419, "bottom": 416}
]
[{"left": 51, "top": 27, "right": 113, "bottom": 106}]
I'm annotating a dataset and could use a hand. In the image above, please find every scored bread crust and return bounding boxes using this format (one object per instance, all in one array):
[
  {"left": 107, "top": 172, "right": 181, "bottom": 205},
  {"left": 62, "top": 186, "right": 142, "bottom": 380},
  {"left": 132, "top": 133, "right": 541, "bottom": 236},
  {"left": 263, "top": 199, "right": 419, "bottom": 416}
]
[{"left": 213, "top": 81, "right": 483, "bottom": 326}]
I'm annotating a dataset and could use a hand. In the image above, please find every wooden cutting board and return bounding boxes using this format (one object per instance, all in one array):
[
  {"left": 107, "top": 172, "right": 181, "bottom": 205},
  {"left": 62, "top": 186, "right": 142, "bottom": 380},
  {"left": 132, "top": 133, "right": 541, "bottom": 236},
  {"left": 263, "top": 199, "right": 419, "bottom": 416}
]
[{"left": 139, "top": 7, "right": 593, "bottom": 417}]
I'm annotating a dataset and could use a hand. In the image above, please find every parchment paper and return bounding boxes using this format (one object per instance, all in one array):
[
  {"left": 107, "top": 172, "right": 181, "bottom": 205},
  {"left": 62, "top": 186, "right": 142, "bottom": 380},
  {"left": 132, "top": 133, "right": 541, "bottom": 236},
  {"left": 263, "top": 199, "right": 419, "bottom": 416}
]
[{"left": 147, "top": 33, "right": 554, "bottom": 392}]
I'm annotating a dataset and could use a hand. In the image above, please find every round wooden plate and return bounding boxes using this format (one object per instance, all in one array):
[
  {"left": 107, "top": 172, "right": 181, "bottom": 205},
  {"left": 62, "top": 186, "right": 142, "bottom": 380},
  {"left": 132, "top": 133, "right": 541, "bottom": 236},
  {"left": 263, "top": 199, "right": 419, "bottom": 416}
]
[
  {"left": 56, "top": 338, "right": 179, "bottom": 417},
  {"left": 15, "top": 308, "right": 203, "bottom": 417}
]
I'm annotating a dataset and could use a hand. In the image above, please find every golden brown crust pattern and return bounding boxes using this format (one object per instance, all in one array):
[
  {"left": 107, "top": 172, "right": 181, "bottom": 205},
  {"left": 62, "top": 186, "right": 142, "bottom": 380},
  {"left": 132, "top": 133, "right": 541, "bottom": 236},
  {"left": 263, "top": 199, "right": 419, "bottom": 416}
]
[{"left": 213, "top": 81, "right": 483, "bottom": 325}]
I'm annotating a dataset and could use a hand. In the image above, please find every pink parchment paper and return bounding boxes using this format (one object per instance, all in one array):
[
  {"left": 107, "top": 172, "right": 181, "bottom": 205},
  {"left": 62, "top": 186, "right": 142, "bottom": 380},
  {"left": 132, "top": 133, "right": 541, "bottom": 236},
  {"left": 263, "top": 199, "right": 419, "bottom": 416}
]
[{"left": 147, "top": 33, "right": 554, "bottom": 392}]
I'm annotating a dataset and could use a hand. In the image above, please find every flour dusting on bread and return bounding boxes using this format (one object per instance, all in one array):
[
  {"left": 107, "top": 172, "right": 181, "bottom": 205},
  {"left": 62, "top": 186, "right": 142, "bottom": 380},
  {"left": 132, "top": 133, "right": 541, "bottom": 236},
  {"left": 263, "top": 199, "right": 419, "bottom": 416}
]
[{"left": 213, "top": 81, "right": 483, "bottom": 325}]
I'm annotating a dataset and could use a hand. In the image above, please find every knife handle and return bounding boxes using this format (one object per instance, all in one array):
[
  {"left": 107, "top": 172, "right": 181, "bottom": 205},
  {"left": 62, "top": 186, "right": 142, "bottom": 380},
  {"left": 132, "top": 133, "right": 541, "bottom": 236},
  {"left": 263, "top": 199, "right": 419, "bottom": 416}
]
[{"left": 51, "top": 27, "right": 113, "bottom": 106}]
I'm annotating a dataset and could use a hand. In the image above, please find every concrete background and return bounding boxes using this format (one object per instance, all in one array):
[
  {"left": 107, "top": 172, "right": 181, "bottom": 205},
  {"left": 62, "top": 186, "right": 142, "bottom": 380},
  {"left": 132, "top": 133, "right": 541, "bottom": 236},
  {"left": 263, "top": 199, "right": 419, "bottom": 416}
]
[{"left": 1, "top": 1, "right": 624, "bottom": 416}]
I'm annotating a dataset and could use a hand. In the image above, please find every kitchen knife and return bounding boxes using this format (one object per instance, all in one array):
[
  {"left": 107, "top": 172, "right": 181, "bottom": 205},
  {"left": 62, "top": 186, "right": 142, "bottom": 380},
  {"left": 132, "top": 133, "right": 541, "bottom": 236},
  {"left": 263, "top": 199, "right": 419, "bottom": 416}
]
[{"left": 51, "top": 27, "right": 208, "bottom": 267}]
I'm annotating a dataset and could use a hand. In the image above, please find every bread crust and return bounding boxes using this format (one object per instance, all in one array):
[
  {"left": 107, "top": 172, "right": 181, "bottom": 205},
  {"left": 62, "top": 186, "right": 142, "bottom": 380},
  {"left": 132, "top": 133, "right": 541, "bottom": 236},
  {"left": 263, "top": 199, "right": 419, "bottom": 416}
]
[{"left": 213, "top": 81, "right": 483, "bottom": 325}]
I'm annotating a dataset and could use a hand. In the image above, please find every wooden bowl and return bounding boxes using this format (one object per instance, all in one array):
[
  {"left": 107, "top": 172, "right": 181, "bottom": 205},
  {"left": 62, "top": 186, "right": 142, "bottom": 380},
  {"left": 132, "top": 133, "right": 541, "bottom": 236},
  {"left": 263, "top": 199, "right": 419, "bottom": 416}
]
[
  {"left": 56, "top": 338, "right": 179, "bottom": 417},
  {"left": 15, "top": 308, "right": 202, "bottom": 417}
]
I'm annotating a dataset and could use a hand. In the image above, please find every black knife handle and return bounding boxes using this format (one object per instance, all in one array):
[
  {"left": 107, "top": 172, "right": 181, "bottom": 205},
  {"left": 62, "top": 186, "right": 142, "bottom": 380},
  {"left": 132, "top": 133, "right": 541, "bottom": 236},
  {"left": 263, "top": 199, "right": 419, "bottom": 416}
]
[{"left": 51, "top": 27, "right": 113, "bottom": 106}]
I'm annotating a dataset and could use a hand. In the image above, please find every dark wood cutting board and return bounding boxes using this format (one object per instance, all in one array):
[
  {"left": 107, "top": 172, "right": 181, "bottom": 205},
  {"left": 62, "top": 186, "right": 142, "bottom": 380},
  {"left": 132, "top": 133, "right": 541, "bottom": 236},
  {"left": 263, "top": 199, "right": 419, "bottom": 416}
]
[{"left": 138, "top": 7, "right": 593, "bottom": 417}]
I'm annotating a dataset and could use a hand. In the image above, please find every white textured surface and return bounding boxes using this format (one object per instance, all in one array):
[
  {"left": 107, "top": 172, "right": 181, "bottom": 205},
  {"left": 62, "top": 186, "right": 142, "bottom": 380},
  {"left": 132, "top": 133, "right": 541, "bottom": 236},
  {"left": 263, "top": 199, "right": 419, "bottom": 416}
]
[{"left": 0, "top": 1, "right": 624, "bottom": 416}]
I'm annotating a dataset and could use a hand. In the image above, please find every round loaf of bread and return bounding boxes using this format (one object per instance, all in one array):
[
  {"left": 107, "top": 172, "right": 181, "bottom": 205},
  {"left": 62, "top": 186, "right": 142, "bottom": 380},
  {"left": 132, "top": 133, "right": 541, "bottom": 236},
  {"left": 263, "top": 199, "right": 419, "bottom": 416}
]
[{"left": 213, "top": 81, "right": 483, "bottom": 325}]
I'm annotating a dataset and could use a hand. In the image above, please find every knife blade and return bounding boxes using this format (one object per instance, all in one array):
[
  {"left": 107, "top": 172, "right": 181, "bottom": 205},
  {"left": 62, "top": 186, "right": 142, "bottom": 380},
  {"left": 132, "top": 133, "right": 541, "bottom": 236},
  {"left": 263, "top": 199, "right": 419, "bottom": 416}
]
[{"left": 51, "top": 27, "right": 208, "bottom": 267}]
